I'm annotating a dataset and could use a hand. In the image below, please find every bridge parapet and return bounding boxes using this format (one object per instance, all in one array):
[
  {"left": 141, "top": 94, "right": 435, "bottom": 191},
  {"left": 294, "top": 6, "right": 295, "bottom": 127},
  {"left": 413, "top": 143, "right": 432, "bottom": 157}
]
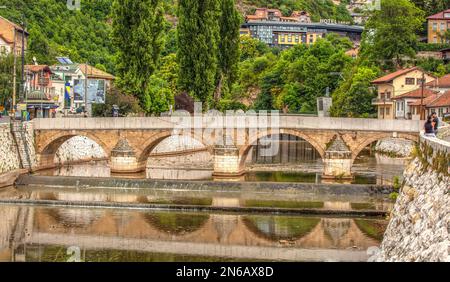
[
  {"left": 33, "top": 117, "right": 422, "bottom": 133},
  {"left": 32, "top": 117, "right": 421, "bottom": 179}
]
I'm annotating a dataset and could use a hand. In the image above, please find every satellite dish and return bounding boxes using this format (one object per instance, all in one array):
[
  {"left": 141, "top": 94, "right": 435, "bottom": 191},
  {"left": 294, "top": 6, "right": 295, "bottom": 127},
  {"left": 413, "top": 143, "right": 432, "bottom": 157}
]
[{"left": 32, "top": 56, "right": 38, "bottom": 65}]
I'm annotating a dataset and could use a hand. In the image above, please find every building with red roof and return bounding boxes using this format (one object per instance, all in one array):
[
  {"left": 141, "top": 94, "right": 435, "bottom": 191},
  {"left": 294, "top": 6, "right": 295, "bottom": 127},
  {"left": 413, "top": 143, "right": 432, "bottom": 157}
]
[
  {"left": 426, "top": 73, "right": 450, "bottom": 93},
  {"left": 427, "top": 9, "right": 450, "bottom": 44},
  {"left": 371, "top": 67, "right": 436, "bottom": 119}
]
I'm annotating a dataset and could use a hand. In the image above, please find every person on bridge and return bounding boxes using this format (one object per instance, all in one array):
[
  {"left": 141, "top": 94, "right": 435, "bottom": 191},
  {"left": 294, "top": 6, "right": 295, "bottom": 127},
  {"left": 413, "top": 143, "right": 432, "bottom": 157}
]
[
  {"left": 424, "top": 116, "right": 436, "bottom": 137},
  {"left": 431, "top": 112, "right": 440, "bottom": 135}
]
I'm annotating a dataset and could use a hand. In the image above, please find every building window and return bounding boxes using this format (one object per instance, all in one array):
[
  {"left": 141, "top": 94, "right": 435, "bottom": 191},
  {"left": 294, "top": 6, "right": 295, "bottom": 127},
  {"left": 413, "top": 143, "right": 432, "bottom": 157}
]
[
  {"left": 439, "top": 108, "right": 443, "bottom": 117},
  {"left": 417, "top": 78, "right": 425, "bottom": 85},
  {"left": 441, "top": 23, "right": 446, "bottom": 31},
  {"left": 405, "top": 78, "right": 415, "bottom": 85},
  {"left": 432, "top": 23, "right": 437, "bottom": 31},
  {"left": 434, "top": 36, "right": 438, "bottom": 43}
]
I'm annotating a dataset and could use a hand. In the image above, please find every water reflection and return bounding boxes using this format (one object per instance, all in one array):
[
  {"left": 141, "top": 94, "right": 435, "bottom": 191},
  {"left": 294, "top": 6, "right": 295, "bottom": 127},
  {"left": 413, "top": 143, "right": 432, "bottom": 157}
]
[
  {"left": 35, "top": 154, "right": 405, "bottom": 185},
  {"left": 0, "top": 205, "right": 387, "bottom": 262}
]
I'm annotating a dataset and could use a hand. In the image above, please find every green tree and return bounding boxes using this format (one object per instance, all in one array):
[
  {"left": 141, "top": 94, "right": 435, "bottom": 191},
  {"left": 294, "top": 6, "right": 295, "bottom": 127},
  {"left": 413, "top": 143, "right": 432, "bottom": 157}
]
[
  {"left": 177, "top": 0, "right": 220, "bottom": 109},
  {"left": 214, "top": 0, "right": 241, "bottom": 104},
  {"left": 111, "top": 0, "right": 165, "bottom": 110},
  {"left": 410, "top": 0, "right": 450, "bottom": 16},
  {"left": 142, "top": 75, "right": 174, "bottom": 114},
  {"left": 92, "top": 85, "right": 142, "bottom": 117},
  {"left": 239, "top": 35, "right": 271, "bottom": 61},
  {"left": 361, "top": 0, "right": 425, "bottom": 69},
  {"left": 331, "top": 65, "right": 379, "bottom": 117}
]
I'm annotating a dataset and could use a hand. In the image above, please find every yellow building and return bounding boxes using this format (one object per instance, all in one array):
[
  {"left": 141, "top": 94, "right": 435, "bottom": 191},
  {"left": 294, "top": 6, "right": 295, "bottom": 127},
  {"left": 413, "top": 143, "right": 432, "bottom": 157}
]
[
  {"left": 427, "top": 9, "right": 450, "bottom": 44},
  {"left": 277, "top": 32, "right": 324, "bottom": 46},
  {"left": 371, "top": 67, "right": 436, "bottom": 119}
]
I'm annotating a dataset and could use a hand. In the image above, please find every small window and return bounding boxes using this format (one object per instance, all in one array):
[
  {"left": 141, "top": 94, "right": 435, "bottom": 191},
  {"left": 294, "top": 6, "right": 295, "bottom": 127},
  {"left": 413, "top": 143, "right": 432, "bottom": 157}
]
[
  {"left": 432, "top": 23, "right": 437, "bottom": 31},
  {"left": 417, "top": 78, "right": 425, "bottom": 85},
  {"left": 405, "top": 78, "right": 415, "bottom": 85}
]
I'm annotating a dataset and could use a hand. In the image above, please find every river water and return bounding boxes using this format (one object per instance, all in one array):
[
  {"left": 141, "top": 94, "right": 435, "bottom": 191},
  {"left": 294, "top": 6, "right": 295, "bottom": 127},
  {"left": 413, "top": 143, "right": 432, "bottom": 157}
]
[
  {"left": 0, "top": 204, "right": 387, "bottom": 262},
  {"left": 0, "top": 138, "right": 407, "bottom": 262}
]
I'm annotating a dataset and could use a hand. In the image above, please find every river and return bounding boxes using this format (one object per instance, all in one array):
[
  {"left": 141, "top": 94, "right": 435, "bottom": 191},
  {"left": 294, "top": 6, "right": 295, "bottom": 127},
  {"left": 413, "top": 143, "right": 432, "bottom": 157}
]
[{"left": 0, "top": 137, "right": 408, "bottom": 262}]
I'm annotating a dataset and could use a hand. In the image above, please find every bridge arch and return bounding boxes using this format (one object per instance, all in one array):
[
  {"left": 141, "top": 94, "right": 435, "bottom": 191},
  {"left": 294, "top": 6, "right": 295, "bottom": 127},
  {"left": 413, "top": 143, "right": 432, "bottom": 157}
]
[
  {"left": 350, "top": 133, "right": 419, "bottom": 162},
  {"left": 37, "top": 131, "right": 110, "bottom": 168},
  {"left": 137, "top": 130, "right": 211, "bottom": 164},
  {"left": 238, "top": 128, "right": 325, "bottom": 169}
]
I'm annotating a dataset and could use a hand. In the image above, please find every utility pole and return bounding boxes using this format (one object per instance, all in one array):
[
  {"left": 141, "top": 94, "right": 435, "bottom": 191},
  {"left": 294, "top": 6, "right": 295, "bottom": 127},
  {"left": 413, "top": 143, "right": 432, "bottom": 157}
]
[
  {"left": 420, "top": 72, "right": 425, "bottom": 120},
  {"left": 20, "top": 17, "right": 25, "bottom": 103},
  {"left": 12, "top": 29, "right": 17, "bottom": 116},
  {"left": 84, "top": 63, "right": 89, "bottom": 117}
]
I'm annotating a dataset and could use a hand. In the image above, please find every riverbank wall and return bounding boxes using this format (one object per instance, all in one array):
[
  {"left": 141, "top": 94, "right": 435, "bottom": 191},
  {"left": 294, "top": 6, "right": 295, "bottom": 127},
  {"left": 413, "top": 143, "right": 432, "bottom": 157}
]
[
  {"left": 376, "top": 135, "right": 449, "bottom": 262},
  {"left": 0, "top": 122, "right": 36, "bottom": 187}
]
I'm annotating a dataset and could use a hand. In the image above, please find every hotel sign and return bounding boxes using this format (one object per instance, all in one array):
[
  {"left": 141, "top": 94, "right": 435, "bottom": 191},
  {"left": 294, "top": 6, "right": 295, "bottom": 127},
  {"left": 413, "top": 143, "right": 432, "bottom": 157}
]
[{"left": 320, "top": 19, "right": 351, "bottom": 25}]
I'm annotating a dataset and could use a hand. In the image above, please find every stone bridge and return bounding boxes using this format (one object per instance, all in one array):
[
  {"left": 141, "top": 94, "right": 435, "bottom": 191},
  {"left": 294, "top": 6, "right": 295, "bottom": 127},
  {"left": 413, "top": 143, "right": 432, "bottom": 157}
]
[{"left": 32, "top": 116, "right": 421, "bottom": 179}]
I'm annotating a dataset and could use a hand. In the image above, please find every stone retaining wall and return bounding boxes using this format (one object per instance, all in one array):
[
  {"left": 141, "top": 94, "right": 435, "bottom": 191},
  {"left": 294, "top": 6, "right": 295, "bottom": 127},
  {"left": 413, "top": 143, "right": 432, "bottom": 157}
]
[
  {"left": 376, "top": 135, "right": 449, "bottom": 262},
  {"left": 0, "top": 123, "right": 20, "bottom": 174},
  {"left": 55, "top": 136, "right": 106, "bottom": 164},
  {"left": 375, "top": 138, "right": 415, "bottom": 158}
]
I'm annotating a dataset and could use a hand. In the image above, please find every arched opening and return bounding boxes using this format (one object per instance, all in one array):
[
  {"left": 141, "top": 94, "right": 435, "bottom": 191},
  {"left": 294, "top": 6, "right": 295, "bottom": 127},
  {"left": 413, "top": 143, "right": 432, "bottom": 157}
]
[
  {"left": 55, "top": 136, "right": 107, "bottom": 164},
  {"left": 143, "top": 134, "right": 213, "bottom": 180},
  {"left": 351, "top": 136, "right": 417, "bottom": 185},
  {"left": 39, "top": 134, "right": 108, "bottom": 170},
  {"left": 240, "top": 131, "right": 323, "bottom": 182}
]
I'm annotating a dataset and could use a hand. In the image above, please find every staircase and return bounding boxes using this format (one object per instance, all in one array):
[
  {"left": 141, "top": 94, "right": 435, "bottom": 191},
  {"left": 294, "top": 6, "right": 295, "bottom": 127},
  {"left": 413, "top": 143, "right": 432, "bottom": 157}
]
[{"left": 10, "top": 121, "right": 33, "bottom": 170}]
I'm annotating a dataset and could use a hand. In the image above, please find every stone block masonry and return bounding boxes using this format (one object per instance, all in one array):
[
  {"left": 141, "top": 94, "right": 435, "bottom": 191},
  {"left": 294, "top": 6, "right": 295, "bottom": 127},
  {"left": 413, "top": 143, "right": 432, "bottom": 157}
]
[
  {"left": 376, "top": 135, "right": 449, "bottom": 262},
  {"left": 0, "top": 123, "right": 20, "bottom": 174}
]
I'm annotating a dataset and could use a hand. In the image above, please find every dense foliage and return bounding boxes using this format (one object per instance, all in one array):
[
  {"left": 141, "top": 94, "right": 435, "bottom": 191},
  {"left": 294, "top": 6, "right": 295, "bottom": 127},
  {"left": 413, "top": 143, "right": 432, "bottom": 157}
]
[
  {"left": 0, "top": 0, "right": 115, "bottom": 72},
  {"left": 1, "top": 0, "right": 450, "bottom": 117},
  {"left": 111, "top": 0, "right": 166, "bottom": 113}
]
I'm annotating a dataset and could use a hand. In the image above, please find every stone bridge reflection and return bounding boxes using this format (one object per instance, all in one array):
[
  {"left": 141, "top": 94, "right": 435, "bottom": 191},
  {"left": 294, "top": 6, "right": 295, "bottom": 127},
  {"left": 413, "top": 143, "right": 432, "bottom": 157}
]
[{"left": 0, "top": 205, "right": 386, "bottom": 262}]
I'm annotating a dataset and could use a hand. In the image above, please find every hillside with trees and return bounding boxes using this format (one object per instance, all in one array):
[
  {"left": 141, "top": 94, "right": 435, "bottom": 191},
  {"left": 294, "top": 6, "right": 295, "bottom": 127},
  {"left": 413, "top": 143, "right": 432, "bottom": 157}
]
[{"left": 1, "top": 0, "right": 450, "bottom": 117}]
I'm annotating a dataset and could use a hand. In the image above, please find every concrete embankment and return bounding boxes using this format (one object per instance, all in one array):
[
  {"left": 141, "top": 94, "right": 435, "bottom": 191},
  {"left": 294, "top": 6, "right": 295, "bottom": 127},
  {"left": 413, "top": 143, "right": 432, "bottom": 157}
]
[
  {"left": 16, "top": 174, "right": 394, "bottom": 196},
  {"left": 6, "top": 174, "right": 395, "bottom": 217}
]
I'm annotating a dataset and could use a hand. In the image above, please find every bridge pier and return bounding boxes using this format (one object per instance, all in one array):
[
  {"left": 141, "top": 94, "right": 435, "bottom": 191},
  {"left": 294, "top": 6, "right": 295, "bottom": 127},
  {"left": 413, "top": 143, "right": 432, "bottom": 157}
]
[
  {"left": 110, "top": 138, "right": 144, "bottom": 173},
  {"left": 212, "top": 144, "right": 245, "bottom": 179},
  {"left": 322, "top": 135, "right": 353, "bottom": 180}
]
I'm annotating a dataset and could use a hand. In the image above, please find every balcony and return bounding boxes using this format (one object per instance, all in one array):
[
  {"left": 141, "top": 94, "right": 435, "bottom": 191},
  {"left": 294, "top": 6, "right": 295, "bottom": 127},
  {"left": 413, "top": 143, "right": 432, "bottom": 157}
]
[{"left": 38, "top": 77, "right": 50, "bottom": 86}]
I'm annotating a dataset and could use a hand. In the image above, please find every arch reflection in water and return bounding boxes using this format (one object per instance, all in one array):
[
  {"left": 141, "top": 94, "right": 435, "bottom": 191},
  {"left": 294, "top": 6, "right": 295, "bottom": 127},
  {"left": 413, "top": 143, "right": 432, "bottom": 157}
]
[
  {"left": 243, "top": 215, "right": 321, "bottom": 241},
  {"left": 143, "top": 212, "right": 210, "bottom": 235},
  {"left": 1, "top": 206, "right": 388, "bottom": 262}
]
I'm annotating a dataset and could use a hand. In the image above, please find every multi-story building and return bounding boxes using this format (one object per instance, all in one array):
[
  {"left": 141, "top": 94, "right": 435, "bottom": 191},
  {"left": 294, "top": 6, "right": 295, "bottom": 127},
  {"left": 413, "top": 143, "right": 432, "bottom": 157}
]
[
  {"left": 371, "top": 67, "right": 436, "bottom": 119},
  {"left": 50, "top": 63, "right": 115, "bottom": 111},
  {"left": 245, "top": 8, "right": 311, "bottom": 23},
  {"left": 23, "top": 65, "right": 58, "bottom": 119},
  {"left": 391, "top": 88, "right": 440, "bottom": 120},
  {"left": 426, "top": 73, "right": 450, "bottom": 93},
  {"left": 427, "top": 9, "right": 450, "bottom": 44},
  {"left": 242, "top": 8, "right": 363, "bottom": 48},
  {"left": 0, "top": 16, "right": 28, "bottom": 55}
]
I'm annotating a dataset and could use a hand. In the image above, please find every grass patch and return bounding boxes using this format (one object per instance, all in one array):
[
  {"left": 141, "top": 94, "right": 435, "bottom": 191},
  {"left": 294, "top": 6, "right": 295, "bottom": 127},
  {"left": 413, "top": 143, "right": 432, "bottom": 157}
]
[
  {"left": 350, "top": 203, "right": 376, "bottom": 210},
  {"left": 150, "top": 197, "right": 213, "bottom": 206}
]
